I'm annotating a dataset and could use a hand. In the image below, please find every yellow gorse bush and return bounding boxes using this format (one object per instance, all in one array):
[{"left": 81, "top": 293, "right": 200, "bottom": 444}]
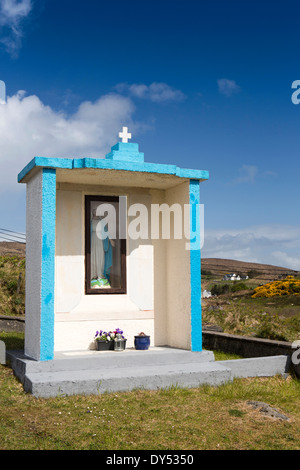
[{"left": 252, "top": 276, "right": 300, "bottom": 298}]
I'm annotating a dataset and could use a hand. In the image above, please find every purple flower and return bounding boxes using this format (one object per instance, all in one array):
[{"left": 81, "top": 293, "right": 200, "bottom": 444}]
[{"left": 94, "top": 327, "right": 126, "bottom": 342}]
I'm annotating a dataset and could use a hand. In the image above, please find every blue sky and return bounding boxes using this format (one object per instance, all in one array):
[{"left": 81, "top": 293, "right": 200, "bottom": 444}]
[{"left": 0, "top": 0, "right": 299, "bottom": 269}]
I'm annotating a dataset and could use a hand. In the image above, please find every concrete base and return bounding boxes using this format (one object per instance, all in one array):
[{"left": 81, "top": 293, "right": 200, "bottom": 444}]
[{"left": 6, "top": 347, "right": 291, "bottom": 398}]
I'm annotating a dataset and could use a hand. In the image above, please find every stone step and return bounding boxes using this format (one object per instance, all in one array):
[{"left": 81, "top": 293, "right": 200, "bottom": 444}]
[
  {"left": 7, "top": 349, "right": 290, "bottom": 398},
  {"left": 8, "top": 348, "right": 215, "bottom": 377},
  {"left": 216, "top": 355, "right": 290, "bottom": 378},
  {"left": 23, "top": 361, "right": 232, "bottom": 398}
]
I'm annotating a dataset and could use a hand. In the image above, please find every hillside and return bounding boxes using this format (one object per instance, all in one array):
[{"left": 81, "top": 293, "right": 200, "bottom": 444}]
[
  {"left": 0, "top": 255, "right": 25, "bottom": 317},
  {"left": 0, "top": 246, "right": 299, "bottom": 340},
  {"left": 0, "top": 243, "right": 298, "bottom": 280},
  {"left": 201, "top": 257, "right": 299, "bottom": 281},
  {"left": 0, "top": 242, "right": 26, "bottom": 257}
]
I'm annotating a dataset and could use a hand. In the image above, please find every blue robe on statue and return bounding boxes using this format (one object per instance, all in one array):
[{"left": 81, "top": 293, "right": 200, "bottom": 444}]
[
  {"left": 102, "top": 225, "right": 113, "bottom": 280},
  {"left": 91, "top": 219, "right": 113, "bottom": 281}
]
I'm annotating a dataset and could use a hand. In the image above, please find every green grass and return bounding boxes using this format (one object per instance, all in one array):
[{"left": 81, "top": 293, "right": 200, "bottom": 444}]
[
  {"left": 0, "top": 331, "right": 299, "bottom": 450},
  {"left": 0, "top": 363, "right": 299, "bottom": 450},
  {"left": 212, "top": 350, "right": 243, "bottom": 360},
  {"left": 0, "top": 330, "right": 24, "bottom": 350}
]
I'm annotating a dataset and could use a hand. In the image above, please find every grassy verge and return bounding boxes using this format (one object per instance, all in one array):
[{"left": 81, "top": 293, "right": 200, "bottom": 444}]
[
  {"left": 0, "top": 330, "right": 24, "bottom": 350},
  {"left": 212, "top": 350, "right": 243, "bottom": 360},
  {"left": 0, "top": 332, "right": 299, "bottom": 450},
  {"left": 202, "top": 285, "right": 300, "bottom": 342},
  {"left": 0, "top": 363, "right": 299, "bottom": 450}
]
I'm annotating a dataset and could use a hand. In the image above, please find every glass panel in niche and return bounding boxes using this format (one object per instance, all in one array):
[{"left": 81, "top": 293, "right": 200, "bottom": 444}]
[{"left": 89, "top": 198, "right": 123, "bottom": 291}]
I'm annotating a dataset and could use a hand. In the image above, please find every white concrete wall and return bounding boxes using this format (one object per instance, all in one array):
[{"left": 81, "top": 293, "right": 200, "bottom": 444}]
[
  {"left": 127, "top": 192, "right": 154, "bottom": 310},
  {"left": 165, "top": 182, "right": 191, "bottom": 349},
  {"left": 55, "top": 190, "right": 84, "bottom": 312},
  {"left": 55, "top": 318, "right": 154, "bottom": 351},
  {"left": 25, "top": 169, "right": 43, "bottom": 359},
  {"left": 54, "top": 186, "right": 155, "bottom": 352},
  {"left": 150, "top": 184, "right": 192, "bottom": 350},
  {"left": 150, "top": 189, "right": 168, "bottom": 346},
  {"left": 54, "top": 181, "right": 192, "bottom": 353}
]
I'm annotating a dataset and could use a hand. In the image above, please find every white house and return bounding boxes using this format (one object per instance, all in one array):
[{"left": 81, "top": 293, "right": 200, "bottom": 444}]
[
  {"left": 223, "top": 273, "right": 241, "bottom": 281},
  {"left": 222, "top": 273, "right": 249, "bottom": 281},
  {"left": 201, "top": 290, "right": 212, "bottom": 298}
]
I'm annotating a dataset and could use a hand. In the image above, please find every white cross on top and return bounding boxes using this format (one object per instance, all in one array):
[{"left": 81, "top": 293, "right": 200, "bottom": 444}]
[{"left": 119, "top": 126, "right": 132, "bottom": 143}]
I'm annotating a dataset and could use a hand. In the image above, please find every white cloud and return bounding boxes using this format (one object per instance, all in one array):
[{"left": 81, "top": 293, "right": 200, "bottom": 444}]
[
  {"left": 202, "top": 225, "right": 300, "bottom": 270},
  {"left": 0, "top": 0, "right": 33, "bottom": 55},
  {"left": 116, "top": 82, "right": 186, "bottom": 103},
  {"left": 235, "top": 165, "right": 258, "bottom": 184},
  {"left": 0, "top": 80, "right": 6, "bottom": 104},
  {"left": 230, "top": 165, "right": 277, "bottom": 185},
  {"left": 271, "top": 251, "right": 300, "bottom": 272},
  {"left": 217, "top": 78, "right": 241, "bottom": 97},
  {"left": 0, "top": 90, "right": 136, "bottom": 192}
]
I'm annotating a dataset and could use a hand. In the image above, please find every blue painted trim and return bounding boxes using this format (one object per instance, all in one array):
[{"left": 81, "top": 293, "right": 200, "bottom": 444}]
[
  {"left": 105, "top": 142, "right": 144, "bottom": 162},
  {"left": 18, "top": 155, "right": 209, "bottom": 183},
  {"left": 18, "top": 157, "right": 73, "bottom": 182},
  {"left": 40, "top": 168, "right": 56, "bottom": 361},
  {"left": 17, "top": 158, "right": 37, "bottom": 182},
  {"left": 189, "top": 179, "right": 202, "bottom": 352}
]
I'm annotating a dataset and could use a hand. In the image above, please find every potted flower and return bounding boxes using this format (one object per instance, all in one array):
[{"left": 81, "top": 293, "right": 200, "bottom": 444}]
[
  {"left": 94, "top": 330, "right": 115, "bottom": 351},
  {"left": 134, "top": 332, "right": 150, "bottom": 350},
  {"left": 113, "top": 328, "right": 127, "bottom": 351},
  {"left": 94, "top": 328, "right": 127, "bottom": 351}
]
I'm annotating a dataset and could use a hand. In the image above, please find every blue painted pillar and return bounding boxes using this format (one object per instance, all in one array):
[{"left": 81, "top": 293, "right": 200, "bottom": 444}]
[
  {"left": 189, "top": 179, "right": 202, "bottom": 351},
  {"left": 40, "top": 168, "right": 56, "bottom": 361}
]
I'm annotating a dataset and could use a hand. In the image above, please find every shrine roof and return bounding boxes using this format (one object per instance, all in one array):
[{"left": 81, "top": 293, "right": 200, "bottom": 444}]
[{"left": 18, "top": 140, "right": 209, "bottom": 184}]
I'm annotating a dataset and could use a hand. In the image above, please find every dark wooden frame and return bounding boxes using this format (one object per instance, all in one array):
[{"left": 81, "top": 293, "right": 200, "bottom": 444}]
[{"left": 85, "top": 195, "right": 127, "bottom": 295}]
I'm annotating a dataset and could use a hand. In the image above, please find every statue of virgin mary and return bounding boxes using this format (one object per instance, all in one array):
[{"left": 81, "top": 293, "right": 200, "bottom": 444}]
[{"left": 90, "top": 209, "right": 113, "bottom": 287}]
